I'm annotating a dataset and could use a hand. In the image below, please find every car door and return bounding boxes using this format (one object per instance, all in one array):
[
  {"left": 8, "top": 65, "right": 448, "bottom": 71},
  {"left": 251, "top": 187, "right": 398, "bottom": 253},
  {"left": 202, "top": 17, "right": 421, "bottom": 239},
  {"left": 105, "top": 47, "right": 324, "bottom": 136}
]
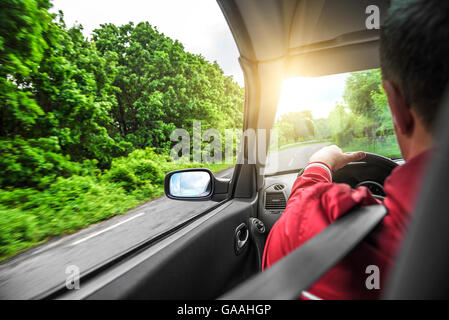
[{"left": 52, "top": 163, "right": 261, "bottom": 299}]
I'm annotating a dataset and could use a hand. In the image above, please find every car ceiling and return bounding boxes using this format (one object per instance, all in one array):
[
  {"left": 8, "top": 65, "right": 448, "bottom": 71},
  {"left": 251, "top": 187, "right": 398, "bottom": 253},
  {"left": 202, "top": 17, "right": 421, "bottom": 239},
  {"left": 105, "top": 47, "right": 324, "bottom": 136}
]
[{"left": 218, "top": 0, "right": 391, "bottom": 77}]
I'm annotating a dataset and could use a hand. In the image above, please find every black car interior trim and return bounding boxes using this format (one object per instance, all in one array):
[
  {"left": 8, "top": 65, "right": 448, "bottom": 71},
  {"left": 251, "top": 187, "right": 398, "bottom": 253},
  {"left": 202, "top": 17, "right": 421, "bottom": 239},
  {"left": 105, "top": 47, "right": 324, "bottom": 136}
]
[
  {"left": 56, "top": 199, "right": 260, "bottom": 299},
  {"left": 43, "top": 199, "right": 234, "bottom": 299}
]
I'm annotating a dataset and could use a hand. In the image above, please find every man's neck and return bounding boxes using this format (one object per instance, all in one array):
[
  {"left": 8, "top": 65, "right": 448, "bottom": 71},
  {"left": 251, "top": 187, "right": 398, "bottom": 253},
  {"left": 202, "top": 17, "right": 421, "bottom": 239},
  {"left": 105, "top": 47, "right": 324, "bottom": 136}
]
[{"left": 403, "top": 118, "right": 433, "bottom": 161}]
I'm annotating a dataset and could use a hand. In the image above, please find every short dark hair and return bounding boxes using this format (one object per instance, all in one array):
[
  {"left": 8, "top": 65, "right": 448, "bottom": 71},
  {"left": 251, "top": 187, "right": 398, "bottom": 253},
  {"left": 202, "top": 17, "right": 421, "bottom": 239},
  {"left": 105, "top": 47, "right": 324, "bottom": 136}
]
[{"left": 380, "top": 0, "right": 449, "bottom": 131}]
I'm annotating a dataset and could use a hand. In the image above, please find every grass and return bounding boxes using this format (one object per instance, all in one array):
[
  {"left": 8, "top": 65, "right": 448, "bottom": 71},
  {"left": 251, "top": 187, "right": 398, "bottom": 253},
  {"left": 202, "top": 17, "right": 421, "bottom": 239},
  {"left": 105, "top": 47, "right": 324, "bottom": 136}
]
[
  {"left": 0, "top": 149, "right": 234, "bottom": 262},
  {"left": 340, "top": 137, "right": 401, "bottom": 158},
  {"left": 270, "top": 138, "right": 400, "bottom": 158}
]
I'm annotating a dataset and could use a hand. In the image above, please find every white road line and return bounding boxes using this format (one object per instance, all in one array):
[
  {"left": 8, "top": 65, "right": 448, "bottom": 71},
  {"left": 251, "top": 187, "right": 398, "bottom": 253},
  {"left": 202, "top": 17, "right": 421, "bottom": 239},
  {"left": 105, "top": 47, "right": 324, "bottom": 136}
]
[{"left": 70, "top": 212, "right": 146, "bottom": 246}]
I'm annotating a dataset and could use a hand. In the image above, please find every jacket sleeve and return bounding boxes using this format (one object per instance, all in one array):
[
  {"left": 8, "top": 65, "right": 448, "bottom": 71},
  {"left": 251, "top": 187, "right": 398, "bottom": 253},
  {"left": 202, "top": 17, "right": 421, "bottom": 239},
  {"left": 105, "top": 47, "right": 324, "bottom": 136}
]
[{"left": 262, "top": 165, "right": 378, "bottom": 270}]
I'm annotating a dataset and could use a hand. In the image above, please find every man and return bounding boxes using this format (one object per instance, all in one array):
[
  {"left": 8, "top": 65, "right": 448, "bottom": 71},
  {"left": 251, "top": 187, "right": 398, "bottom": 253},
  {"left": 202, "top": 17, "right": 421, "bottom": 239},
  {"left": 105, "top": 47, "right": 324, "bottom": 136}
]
[{"left": 263, "top": 0, "right": 449, "bottom": 299}]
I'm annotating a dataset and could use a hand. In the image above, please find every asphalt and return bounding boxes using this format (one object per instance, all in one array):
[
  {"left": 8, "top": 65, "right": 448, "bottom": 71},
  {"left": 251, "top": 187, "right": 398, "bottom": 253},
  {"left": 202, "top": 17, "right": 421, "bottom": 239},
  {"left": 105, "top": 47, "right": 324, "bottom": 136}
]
[
  {"left": 264, "top": 142, "right": 329, "bottom": 175},
  {"left": 0, "top": 142, "right": 328, "bottom": 299}
]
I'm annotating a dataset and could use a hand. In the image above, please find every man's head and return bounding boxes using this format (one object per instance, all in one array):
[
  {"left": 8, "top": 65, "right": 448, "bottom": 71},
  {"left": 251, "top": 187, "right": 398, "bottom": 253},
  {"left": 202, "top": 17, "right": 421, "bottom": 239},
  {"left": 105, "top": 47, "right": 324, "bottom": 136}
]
[{"left": 380, "top": 0, "right": 449, "bottom": 160}]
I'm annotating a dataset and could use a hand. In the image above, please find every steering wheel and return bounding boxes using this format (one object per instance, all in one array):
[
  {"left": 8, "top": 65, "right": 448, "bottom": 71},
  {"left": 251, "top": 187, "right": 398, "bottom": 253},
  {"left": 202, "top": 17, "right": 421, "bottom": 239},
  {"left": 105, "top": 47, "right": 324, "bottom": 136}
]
[
  {"left": 360, "top": 152, "right": 399, "bottom": 170},
  {"left": 332, "top": 152, "right": 399, "bottom": 199}
]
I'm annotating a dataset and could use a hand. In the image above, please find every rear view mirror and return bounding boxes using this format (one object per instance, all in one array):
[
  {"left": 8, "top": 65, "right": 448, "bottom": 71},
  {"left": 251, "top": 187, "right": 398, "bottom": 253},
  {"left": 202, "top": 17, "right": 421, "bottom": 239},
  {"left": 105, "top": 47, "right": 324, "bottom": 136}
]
[{"left": 164, "top": 168, "right": 230, "bottom": 201}]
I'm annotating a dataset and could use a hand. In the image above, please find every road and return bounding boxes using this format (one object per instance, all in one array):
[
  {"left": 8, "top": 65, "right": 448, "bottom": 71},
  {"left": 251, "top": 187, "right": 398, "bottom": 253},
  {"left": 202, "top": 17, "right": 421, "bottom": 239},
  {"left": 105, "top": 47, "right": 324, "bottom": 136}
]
[
  {"left": 264, "top": 142, "right": 329, "bottom": 175},
  {"left": 0, "top": 143, "right": 327, "bottom": 299}
]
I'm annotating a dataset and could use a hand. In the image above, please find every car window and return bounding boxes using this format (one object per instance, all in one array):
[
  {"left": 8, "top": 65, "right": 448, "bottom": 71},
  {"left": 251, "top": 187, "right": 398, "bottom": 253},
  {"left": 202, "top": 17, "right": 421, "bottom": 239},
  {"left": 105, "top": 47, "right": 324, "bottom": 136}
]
[
  {"left": 265, "top": 69, "right": 401, "bottom": 175},
  {"left": 0, "top": 0, "right": 242, "bottom": 298}
]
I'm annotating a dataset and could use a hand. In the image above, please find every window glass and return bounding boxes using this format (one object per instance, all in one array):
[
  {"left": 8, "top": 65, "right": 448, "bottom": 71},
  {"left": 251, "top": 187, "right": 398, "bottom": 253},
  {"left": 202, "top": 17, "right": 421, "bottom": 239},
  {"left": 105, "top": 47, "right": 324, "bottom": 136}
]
[
  {"left": 0, "top": 0, "right": 242, "bottom": 298},
  {"left": 266, "top": 69, "right": 401, "bottom": 175}
]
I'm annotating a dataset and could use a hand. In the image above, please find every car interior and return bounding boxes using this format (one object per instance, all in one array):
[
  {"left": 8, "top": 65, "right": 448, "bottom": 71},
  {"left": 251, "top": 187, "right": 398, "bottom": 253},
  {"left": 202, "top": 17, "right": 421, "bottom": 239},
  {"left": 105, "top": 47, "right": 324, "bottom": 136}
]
[{"left": 41, "top": 0, "right": 449, "bottom": 300}]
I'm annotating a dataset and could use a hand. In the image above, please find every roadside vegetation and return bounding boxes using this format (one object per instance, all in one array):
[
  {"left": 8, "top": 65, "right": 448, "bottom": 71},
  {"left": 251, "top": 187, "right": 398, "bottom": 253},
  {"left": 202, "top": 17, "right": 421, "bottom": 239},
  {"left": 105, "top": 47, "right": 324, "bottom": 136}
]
[
  {"left": 0, "top": 148, "right": 232, "bottom": 260},
  {"left": 0, "top": 1, "right": 242, "bottom": 261}
]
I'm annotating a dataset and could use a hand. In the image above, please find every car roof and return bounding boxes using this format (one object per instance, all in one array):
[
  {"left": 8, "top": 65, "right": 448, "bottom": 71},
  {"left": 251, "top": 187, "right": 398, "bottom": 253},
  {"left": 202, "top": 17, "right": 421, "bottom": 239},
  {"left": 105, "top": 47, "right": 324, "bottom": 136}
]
[{"left": 218, "top": 0, "right": 390, "bottom": 77}]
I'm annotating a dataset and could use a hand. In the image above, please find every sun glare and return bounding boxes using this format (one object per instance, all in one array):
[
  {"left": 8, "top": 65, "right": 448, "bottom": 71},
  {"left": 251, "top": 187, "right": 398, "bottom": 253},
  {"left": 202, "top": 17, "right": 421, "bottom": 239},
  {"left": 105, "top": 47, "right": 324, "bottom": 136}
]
[{"left": 276, "top": 73, "right": 349, "bottom": 120}]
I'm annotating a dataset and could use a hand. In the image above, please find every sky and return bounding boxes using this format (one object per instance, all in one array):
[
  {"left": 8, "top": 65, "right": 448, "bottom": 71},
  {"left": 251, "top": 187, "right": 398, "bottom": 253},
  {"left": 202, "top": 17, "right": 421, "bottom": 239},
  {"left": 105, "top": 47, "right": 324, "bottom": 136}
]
[
  {"left": 50, "top": 0, "right": 348, "bottom": 119},
  {"left": 277, "top": 73, "right": 349, "bottom": 119}
]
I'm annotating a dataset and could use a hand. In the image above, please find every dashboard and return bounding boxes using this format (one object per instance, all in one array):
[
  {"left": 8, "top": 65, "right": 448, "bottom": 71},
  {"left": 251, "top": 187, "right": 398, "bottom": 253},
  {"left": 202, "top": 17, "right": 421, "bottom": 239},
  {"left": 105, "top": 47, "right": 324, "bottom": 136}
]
[{"left": 259, "top": 158, "right": 404, "bottom": 231}]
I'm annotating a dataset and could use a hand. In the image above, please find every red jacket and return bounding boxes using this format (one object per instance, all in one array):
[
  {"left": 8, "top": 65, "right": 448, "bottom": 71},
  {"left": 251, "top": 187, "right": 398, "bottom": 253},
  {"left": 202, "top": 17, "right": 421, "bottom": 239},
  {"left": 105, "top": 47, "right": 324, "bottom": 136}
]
[{"left": 262, "top": 151, "right": 430, "bottom": 299}]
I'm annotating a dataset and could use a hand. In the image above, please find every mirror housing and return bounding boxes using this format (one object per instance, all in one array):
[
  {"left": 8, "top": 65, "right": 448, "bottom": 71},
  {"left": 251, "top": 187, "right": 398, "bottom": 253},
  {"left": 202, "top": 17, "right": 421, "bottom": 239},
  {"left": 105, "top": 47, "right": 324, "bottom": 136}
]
[{"left": 164, "top": 168, "right": 230, "bottom": 202}]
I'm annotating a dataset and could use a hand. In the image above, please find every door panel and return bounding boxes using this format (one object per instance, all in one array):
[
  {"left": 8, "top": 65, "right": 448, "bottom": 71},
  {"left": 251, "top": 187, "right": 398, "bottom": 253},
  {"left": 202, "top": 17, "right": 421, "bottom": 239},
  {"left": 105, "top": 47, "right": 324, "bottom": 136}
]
[{"left": 58, "top": 199, "right": 258, "bottom": 299}]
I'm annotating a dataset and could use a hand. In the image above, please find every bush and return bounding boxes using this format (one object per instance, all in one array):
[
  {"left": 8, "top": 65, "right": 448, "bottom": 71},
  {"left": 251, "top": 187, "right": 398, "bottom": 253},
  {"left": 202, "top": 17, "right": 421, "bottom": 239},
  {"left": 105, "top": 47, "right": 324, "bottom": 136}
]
[
  {"left": 103, "top": 165, "right": 139, "bottom": 191},
  {"left": 0, "top": 146, "right": 234, "bottom": 261},
  {"left": 102, "top": 148, "right": 165, "bottom": 194},
  {"left": 0, "top": 175, "right": 139, "bottom": 259},
  {"left": 0, "top": 136, "right": 95, "bottom": 189}
]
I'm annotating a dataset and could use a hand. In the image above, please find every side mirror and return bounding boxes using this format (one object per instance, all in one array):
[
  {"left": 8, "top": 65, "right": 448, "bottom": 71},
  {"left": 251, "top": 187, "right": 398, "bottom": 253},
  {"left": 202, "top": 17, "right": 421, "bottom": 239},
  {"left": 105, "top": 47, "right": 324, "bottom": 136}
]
[{"left": 164, "top": 168, "right": 230, "bottom": 202}]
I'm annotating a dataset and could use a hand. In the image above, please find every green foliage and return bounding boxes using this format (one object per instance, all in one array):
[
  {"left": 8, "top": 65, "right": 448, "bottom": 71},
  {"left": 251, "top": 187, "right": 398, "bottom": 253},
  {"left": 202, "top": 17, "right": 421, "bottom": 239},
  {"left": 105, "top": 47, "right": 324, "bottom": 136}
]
[
  {"left": 1, "top": 10, "right": 130, "bottom": 189},
  {"left": 336, "top": 69, "right": 399, "bottom": 156},
  {"left": 1, "top": 6, "right": 243, "bottom": 187},
  {"left": 274, "top": 110, "right": 315, "bottom": 145},
  {"left": 0, "top": 0, "right": 54, "bottom": 187},
  {"left": 309, "top": 69, "right": 399, "bottom": 157},
  {"left": 92, "top": 22, "right": 244, "bottom": 154},
  {"left": 343, "top": 69, "right": 382, "bottom": 118},
  {"left": 0, "top": 176, "right": 140, "bottom": 258},
  {"left": 341, "top": 136, "right": 400, "bottom": 158},
  {"left": 0, "top": 147, "right": 233, "bottom": 261},
  {"left": 0, "top": 2, "right": 244, "bottom": 261},
  {"left": 30, "top": 18, "right": 130, "bottom": 168},
  {"left": 274, "top": 69, "right": 401, "bottom": 158},
  {"left": 0, "top": 0, "right": 51, "bottom": 77},
  {"left": 0, "top": 136, "right": 97, "bottom": 189},
  {"left": 1, "top": 10, "right": 243, "bottom": 189},
  {"left": 102, "top": 148, "right": 166, "bottom": 195}
]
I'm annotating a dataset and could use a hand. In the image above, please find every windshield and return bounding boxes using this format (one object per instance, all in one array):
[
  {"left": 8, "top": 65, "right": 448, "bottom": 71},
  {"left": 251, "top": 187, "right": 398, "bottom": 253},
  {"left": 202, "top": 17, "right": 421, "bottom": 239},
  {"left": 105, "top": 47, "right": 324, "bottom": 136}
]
[{"left": 265, "top": 69, "right": 401, "bottom": 175}]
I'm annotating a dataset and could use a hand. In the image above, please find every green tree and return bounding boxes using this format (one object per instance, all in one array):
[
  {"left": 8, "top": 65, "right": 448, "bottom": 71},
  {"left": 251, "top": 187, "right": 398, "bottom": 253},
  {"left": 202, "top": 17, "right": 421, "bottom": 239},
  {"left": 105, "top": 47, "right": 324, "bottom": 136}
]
[
  {"left": 327, "top": 104, "right": 355, "bottom": 146},
  {"left": 33, "top": 18, "right": 129, "bottom": 168},
  {"left": 314, "top": 118, "right": 332, "bottom": 140},
  {"left": 371, "top": 83, "right": 394, "bottom": 140},
  {"left": 0, "top": 0, "right": 51, "bottom": 137},
  {"left": 92, "top": 22, "right": 244, "bottom": 154},
  {"left": 275, "top": 110, "right": 315, "bottom": 145},
  {"left": 1, "top": 8, "right": 128, "bottom": 188},
  {"left": 343, "top": 69, "right": 384, "bottom": 140},
  {"left": 343, "top": 69, "right": 382, "bottom": 118}
]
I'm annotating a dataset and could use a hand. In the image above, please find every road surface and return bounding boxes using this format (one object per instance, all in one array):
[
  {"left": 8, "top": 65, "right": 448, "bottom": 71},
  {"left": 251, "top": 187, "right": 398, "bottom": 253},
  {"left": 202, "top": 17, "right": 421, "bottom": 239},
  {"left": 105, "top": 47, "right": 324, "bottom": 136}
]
[
  {"left": 0, "top": 142, "right": 327, "bottom": 299},
  {"left": 264, "top": 142, "right": 329, "bottom": 175}
]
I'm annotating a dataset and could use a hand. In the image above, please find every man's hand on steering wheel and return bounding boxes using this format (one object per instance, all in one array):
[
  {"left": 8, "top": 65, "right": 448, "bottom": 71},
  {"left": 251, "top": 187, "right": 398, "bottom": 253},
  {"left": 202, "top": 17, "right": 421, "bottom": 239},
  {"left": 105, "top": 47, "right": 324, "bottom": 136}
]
[{"left": 309, "top": 145, "right": 366, "bottom": 172}]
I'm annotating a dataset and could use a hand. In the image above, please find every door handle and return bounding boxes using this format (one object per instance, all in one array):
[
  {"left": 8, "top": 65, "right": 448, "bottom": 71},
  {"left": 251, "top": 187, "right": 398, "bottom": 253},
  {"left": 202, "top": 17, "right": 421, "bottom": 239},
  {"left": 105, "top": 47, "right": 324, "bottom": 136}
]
[
  {"left": 234, "top": 223, "right": 249, "bottom": 255},
  {"left": 248, "top": 217, "right": 267, "bottom": 270}
]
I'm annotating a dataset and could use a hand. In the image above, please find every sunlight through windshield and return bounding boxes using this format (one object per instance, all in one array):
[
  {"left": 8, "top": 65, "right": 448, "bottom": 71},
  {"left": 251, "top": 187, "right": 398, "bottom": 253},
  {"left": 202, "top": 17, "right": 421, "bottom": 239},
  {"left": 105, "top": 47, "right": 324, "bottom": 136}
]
[{"left": 266, "top": 69, "right": 401, "bottom": 174}]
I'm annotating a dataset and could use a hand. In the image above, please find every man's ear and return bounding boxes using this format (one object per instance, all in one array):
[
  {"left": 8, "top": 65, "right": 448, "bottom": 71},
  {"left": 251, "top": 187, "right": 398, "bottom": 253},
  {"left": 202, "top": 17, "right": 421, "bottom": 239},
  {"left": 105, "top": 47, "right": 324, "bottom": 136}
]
[{"left": 382, "top": 80, "right": 414, "bottom": 136}]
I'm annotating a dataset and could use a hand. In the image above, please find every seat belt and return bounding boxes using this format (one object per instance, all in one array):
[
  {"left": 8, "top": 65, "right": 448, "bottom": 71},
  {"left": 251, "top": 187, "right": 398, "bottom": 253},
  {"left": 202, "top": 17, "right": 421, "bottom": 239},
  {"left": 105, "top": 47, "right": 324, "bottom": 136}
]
[{"left": 219, "top": 204, "right": 387, "bottom": 300}]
